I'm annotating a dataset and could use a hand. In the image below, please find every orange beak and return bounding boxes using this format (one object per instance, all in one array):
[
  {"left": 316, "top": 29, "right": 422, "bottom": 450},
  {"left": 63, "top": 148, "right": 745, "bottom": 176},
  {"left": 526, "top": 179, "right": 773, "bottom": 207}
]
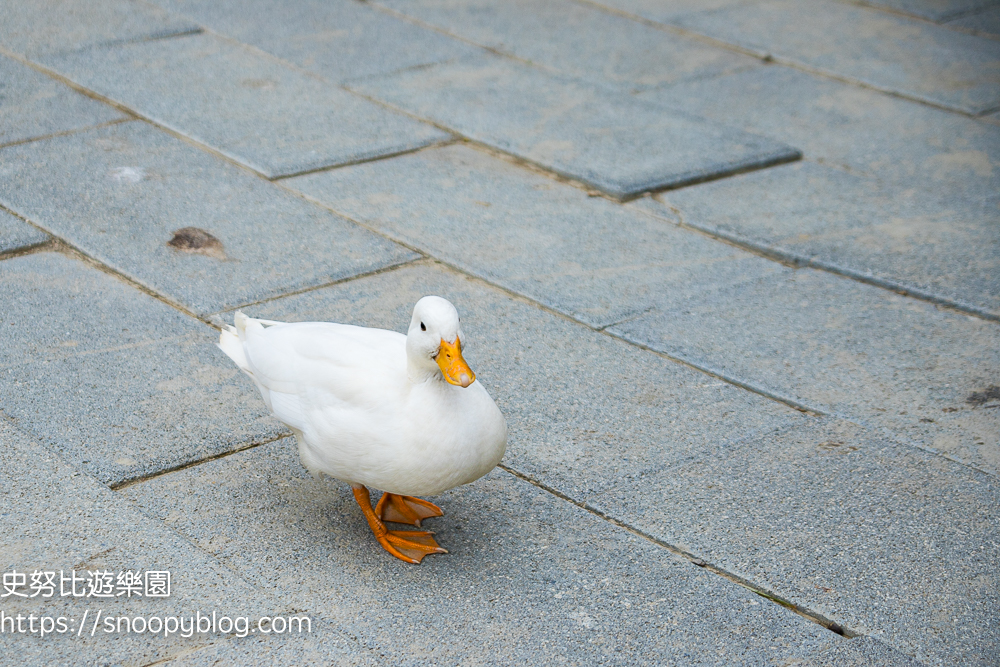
[{"left": 435, "top": 336, "right": 475, "bottom": 388}]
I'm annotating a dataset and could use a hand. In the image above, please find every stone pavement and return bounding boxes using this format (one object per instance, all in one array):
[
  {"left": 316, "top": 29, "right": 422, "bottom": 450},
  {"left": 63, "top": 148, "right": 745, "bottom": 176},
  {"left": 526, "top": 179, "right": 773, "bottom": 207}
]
[{"left": 0, "top": 0, "right": 997, "bottom": 665}]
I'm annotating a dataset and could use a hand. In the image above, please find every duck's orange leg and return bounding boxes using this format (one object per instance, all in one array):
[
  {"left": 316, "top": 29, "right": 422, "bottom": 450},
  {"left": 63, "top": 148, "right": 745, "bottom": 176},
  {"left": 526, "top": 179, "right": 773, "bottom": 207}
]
[
  {"left": 351, "top": 486, "right": 447, "bottom": 564},
  {"left": 376, "top": 492, "right": 444, "bottom": 527}
]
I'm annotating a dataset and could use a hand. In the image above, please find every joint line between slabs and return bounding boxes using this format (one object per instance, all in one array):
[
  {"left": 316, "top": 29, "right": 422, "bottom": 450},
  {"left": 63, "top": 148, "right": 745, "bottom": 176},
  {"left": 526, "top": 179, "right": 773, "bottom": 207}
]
[
  {"left": 367, "top": 1, "right": 544, "bottom": 70},
  {"left": 636, "top": 198, "right": 1000, "bottom": 324},
  {"left": 498, "top": 463, "right": 855, "bottom": 639},
  {"left": 607, "top": 335, "right": 827, "bottom": 415},
  {"left": 110, "top": 432, "right": 291, "bottom": 491},
  {"left": 612, "top": 148, "right": 803, "bottom": 203},
  {"left": 206, "top": 257, "right": 429, "bottom": 320},
  {"left": 52, "top": 27, "right": 206, "bottom": 57},
  {"left": 0, "top": 117, "right": 134, "bottom": 151},
  {"left": 0, "top": 238, "right": 58, "bottom": 261},
  {"left": 843, "top": 0, "right": 976, "bottom": 26},
  {"left": 269, "top": 138, "right": 460, "bottom": 181}
]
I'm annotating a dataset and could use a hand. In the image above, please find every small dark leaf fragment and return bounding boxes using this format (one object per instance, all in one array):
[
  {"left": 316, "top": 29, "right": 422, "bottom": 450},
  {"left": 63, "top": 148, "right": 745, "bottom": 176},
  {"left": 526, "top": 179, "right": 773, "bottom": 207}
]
[{"left": 167, "top": 227, "right": 226, "bottom": 259}]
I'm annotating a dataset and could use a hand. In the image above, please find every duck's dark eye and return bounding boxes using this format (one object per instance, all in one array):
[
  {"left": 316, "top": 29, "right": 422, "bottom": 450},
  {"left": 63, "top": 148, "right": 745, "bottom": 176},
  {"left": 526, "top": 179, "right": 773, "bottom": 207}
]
[{"left": 420, "top": 322, "right": 426, "bottom": 331}]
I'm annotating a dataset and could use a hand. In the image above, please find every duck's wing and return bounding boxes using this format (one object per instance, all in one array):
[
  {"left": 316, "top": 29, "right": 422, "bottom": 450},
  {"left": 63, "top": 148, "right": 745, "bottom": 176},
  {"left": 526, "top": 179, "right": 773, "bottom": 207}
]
[{"left": 236, "top": 319, "right": 408, "bottom": 432}]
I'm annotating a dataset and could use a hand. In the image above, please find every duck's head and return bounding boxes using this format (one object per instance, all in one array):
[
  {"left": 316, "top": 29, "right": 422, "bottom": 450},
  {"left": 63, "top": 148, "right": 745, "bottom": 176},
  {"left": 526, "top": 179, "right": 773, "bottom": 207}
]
[{"left": 406, "top": 296, "right": 476, "bottom": 388}]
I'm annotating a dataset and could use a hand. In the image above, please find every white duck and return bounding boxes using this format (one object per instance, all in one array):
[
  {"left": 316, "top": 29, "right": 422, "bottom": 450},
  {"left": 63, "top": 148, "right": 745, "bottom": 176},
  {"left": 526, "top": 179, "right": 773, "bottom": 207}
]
[{"left": 218, "top": 296, "right": 507, "bottom": 563}]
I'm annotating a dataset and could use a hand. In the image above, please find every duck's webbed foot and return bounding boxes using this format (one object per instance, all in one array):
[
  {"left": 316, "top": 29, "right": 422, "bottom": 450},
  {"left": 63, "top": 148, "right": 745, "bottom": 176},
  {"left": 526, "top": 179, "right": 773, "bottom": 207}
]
[
  {"left": 352, "top": 486, "right": 447, "bottom": 564},
  {"left": 376, "top": 492, "right": 444, "bottom": 527},
  {"left": 380, "top": 529, "right": 447, "bottom": 564}
]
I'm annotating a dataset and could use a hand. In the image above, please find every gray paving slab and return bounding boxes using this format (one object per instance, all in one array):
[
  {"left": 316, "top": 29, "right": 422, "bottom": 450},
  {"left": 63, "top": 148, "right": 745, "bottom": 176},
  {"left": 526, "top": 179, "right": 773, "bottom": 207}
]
[
  {"left": 0, "top": 251, "right": 288, "bottom": 486},
  {"left": 798, "top": 635, "right": 925, "bottom": 667},
  {"left": 608, "top": 267, "right": 1000, "bottom": 474},
  {"left": 635, "top": 160, "right": 1000, "bottom": 319},
  {"left": 0, "top": 210, "right": 48, "bottom": 255},
  {"left": 151, "top": 0, "right": 479, "bottom": 83},
  {"left": 671, "top": 0, "right": 1000, "bottom": 114},
  {"left": 375, "top": 0, "right": 758, "bottom": 90},
  {"left": 0, "top": 122, "right": 417, "bottom": 316},
  {"left": 590, "top": 418, "right": 1000, "bottom": 666},
  {"left": 213, "top": 260, "right": 802, "bottom": 498},
  {"left": 167, "top": 621, "right": 380, "bottom": 667},
  {"left": 288, "top": 143, "right": 786, "bottom": 328},
  {"left": 39, "top": 32, "right": 449, "bottom": 179},
  {"left": 122, "top": 440, "right": 837, "bottom": 665},
  {"left": 948, "top": 4, "right": 1000, "bottom": 36},
  {"left": 0, "top": 418, "right": 290, "bottom": 666},
  {"left": 0, "top": 0, "right": 199, "bottom": 57},
  {"left": 635, "top": 65, "right": 1000, "bottom": 200},
  {"left": 347, "top": 55, "right": 800, "bottom": 200},
  {"left": 0, "top": 54, "right": 125, "bottom": 147},
  {"left": 860, "top": 0, "right": 999, "bottom": 21}
]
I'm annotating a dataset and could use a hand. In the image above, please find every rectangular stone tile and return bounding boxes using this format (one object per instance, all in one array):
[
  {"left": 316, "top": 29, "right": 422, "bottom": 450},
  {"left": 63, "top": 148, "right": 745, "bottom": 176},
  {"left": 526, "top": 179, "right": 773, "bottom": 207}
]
[
  {"left": 214, "top": 260, "right": 801, "bottom": 497},
  {"left": 590, "top": 418, "right": 1000, "bottom": 666},
  {"left": 288, "top": 144, "right": 785, "bottom": 328},
  {"left": 948, "top": 4, "right": 1000, "bottom": 37},
  {"left": 635, "top": 160, "right": 1000, "bottom": 319},
  {"left": 671, "top": 0, "right": 1000, "bottom": 114},
  {"left": 608, "top": 267, "right": 1000, "bottom": 474},
  {"left": 122, "top": 440, "right": 837, "bottom": 665},
  {"left": 0, "top": 54, "right": 125, "bottom": 147},
  {"left": 861, "top": 0, "right": 998, "bottom": 21},
  {"left": 0, "top": 418, "right": 289, "bottom": 666},
  {"left": 0, "top": 252, "right": 288, "bottom": 486},
  {"left": 39, "top": 32, "right": 449, "bottom": 179},
  {"left": 0, "top": 123, "right": 417, "bottom": 315},
  {"left": 375, "top": 0, "right": 757, "bottom": 90},
  {"left": 0, "top": 210, "right": 48, "bottom": 255},
  {"left": 348, "top": 55, "right": 800, "bottom": 200},
  {"left": 151, "top": 0, "right": 479, "bottom": 83},
  {"left": 636, "top": 65, "right": 1000, "bottom": 201},
  {"left": 0, "top": 0, "right": 198, "bottom": 57}
]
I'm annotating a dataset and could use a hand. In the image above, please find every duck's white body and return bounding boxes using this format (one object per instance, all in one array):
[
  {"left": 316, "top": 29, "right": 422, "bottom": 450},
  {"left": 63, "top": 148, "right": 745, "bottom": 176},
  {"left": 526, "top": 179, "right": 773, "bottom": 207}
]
[{"left": 219, "top": 304, "right": 507, "bottom": 497}]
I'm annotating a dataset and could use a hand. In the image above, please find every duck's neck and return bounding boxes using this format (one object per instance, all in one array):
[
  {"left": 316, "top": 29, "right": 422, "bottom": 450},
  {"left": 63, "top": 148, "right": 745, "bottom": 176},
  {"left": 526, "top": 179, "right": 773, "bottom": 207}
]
[{"left": 407, "top": 356, "right": 443, "bottom": 385}]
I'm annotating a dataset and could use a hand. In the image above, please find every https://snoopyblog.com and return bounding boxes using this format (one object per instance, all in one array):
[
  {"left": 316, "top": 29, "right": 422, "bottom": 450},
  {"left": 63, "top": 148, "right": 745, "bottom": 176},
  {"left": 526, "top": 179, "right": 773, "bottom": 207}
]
[{"left": 1, "top": 568, "right": 311, "bottom": 638}]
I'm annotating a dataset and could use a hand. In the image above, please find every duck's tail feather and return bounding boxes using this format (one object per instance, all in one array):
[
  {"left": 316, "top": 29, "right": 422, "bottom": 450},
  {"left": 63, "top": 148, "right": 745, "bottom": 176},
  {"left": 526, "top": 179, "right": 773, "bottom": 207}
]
[
  {"left": 219, "top": 310, "right": 269, "bottom": 373},
  {"left": 218, "top": 323, "right": 250, "bottom": 373},
  {"left": 219, "top": 311, "right": 287, "bottom": 371}
]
